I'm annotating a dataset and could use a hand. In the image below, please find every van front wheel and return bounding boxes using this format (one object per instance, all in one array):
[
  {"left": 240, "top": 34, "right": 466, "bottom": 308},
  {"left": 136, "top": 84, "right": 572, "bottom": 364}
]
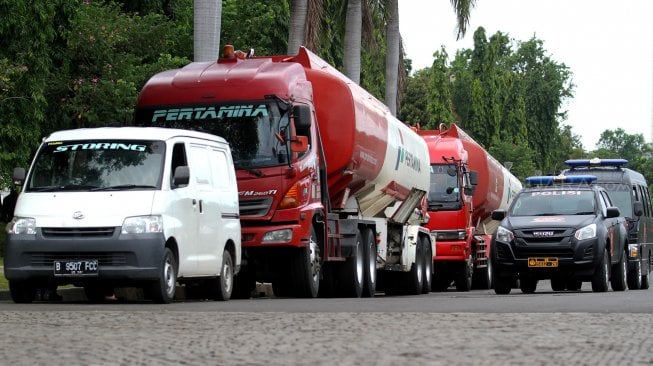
[{"left": 148, "top": 248, "right": 177, "bottom": 304}]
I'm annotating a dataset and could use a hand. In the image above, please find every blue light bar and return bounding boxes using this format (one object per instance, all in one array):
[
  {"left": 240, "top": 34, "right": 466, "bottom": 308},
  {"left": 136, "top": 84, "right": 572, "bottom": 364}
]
[
  {"left": 525, "top": 175, "right": 597, "bottom": 186},
  {"left": 564, "top": 158, "right": 628, "bottom": 167}
]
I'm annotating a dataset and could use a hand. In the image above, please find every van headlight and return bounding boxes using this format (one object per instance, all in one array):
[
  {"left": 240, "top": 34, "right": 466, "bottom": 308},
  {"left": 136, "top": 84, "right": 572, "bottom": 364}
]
[
  {"left": 7, "top": 217, "right": 36, "bottom": 235},
  {"left": 496, "top": 226, "right": 514, "bottom": 243},
  {"left": 574, "top": 223, "right": 597, "bottom": 241},
  {"left": 121, "top": 215, "right": 163, "bottom": 234}
]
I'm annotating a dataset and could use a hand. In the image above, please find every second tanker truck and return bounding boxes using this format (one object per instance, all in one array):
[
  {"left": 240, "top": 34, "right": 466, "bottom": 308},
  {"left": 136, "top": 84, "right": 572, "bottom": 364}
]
[
  {"left": 134, "top": 46, "right": 434, "bottom": 298},
  {"left": 417, "top": 124, "right": 522, "bottom": 291}
]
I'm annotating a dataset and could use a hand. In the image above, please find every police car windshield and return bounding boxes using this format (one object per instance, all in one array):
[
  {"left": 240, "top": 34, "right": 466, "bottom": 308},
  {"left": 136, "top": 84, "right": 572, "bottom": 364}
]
[
  {"left": 25, "top": 140, "right": 164, "bottom": 192},
  {"left": 510, "top": 189, "right": 596, "bottom": 217}
]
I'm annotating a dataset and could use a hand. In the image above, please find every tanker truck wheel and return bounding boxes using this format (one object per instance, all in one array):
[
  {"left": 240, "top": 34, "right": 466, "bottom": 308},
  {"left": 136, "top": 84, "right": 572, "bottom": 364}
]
[
  {"left": 339, "top": 231, "right": 364, "bottom": 297},
  {"left": 361, "top": 228, "right": 377, "bottom": 298},
  {"left": 291, "top": 226, "right": 321, "bottom": 298},
  {"left": 404, "top": 240, "right": 424, "bottom": 295},
  {"left": 421, "top": 236, "right": 433, "bottom": 294},
  {"left": 454, "top": 256, "right": 473, "bottom": 291}
]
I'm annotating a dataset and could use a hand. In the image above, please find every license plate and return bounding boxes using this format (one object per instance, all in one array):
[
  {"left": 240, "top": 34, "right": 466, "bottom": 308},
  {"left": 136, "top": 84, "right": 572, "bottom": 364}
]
[
  {"left": 528, "top": 257, "right": 558, "bottom": 268},
  {"left": 54, "top": 260, "right": 99, "bottom": 276}
]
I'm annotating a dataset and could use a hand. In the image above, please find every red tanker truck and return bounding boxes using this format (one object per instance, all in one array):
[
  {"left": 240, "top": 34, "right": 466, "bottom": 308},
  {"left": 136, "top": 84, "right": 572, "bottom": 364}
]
[
  {"left": 134, "top": 46, "right": 434, "bottom": 298},
  {"left": 417, "top": 124, "right": 522, "bottom": 291}
]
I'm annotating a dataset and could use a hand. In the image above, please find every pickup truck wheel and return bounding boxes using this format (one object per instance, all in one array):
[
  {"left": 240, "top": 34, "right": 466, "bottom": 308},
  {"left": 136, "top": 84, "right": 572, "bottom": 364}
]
[
  {"left": 339, "top": 231, "right": 364, "bottom": 297},
  {"left": 520, "top": 277, "right": 538, "bottom": 294},
  {"left": 493, "top": 275, "right": 512, "bottom": 295},
  {"left": 209, "top": 249, "right": 234, "bottom": 301},
  {"left": 421, "top": 236, "right": 433, "bottom": 294},
  {"left": 9, "top": 280, "right": 36, "bottom": 304},
  {"left": 591, "top": 249, "right": 610, "bottom": 292},
  {"left": 292, "top": 226, "right": 321, "bottom": 298},
  {"left": 550, "top": 277, "right": 566, "bottom": 291},
  {"left": 627, "top": 260, "right": 642, "bottom": 290},
  {"left": 611, "top": 250, "right": 628, "bottom": 291},
  {"left": 361, "top": 228, "right": 377, "bottom": 298},
  {"left": 454, "top": 257, "right": 473, "bottom": 292},
  {"left": 147, "top": 248, "right": 177, "bottom": 303}
]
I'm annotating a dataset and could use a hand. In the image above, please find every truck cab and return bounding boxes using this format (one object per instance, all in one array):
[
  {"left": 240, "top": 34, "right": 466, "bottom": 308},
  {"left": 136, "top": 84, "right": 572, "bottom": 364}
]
[{"left": 491, "top": 175, "right": 627, "bottom": 294}]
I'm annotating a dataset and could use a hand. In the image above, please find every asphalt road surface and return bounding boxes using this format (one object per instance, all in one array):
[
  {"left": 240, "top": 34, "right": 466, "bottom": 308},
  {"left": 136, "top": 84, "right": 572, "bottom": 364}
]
[{"left": 1, "top": 281, "right": 652, "bottom": 365}]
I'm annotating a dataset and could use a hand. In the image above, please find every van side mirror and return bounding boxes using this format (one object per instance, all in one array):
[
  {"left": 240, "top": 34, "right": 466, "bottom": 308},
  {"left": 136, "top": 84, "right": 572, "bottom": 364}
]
[
  {"left": 492, "top": 209, "right": 506, "bottom": 221},
  {"left": 293, "top": 105, "right": 312, "bottom": 132},
  {"left": 172, "top": 166, "right": 190, "bottom": 187},
  {"left": 13, "top": 167, "right": 26, "bottom": 185},
  {"left": 606, "top": 206, "right": 620, "bottom": 218},
  {"left": 290, "top": 135, "right": 309, "bottom": 153},
  {"left": 633, "top": 201, "right": 644, "bottom": 217}
]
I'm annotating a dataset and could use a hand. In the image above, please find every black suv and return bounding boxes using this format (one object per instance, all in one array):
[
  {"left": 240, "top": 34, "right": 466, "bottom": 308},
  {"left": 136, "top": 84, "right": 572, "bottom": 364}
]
[{"left": 491, "top": 175, "right": 627, "bottom": 294}]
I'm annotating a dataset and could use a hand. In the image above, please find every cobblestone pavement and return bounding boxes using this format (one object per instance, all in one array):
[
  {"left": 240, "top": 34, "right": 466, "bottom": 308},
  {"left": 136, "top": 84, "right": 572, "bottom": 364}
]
[{"left": 1, "top": 311, "right": 652, "bottom": 365}]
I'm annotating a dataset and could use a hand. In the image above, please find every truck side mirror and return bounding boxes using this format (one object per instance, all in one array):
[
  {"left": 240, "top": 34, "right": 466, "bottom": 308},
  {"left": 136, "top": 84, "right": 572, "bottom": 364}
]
[
  {"left": 606, "top": 206, "right": 620, "bottom": 218},
  {"left": 469, "top": 170, "right": 479, "bottom": 186},
  {"left": 290, "top": 135, "right": 309, "bottom": 153},
  {"left": 13, "top": 167, "right": 25, "bottom": 185},
  {"left": 464, "top": 186, "right": 476, "bottom": 196},
  {"left": 633, "top": 201, "right": 644, "bottom": 217},
  {"left": 491, "top": 209, "right": 506, "bottom": 221},
  {"left": 172, "top": 166, "right": 190, "bottom": 187},
  {"left": 293, "top": 105, "right": 312, "bottom": 132}
]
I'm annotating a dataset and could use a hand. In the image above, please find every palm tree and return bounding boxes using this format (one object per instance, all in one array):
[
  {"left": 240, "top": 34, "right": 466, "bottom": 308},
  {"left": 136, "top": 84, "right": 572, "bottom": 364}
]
[
  {"left": 384, "top": 0, "right": 477, "bottom": 116},
  {"left": 343, "top": 0, "right": 362, "bottom": 84},
  {"left": 288, "top": 0, "right": 308, "bottom": 54},
  {"left": 194, "top": 0, "right": 222, "bottom": 62}
]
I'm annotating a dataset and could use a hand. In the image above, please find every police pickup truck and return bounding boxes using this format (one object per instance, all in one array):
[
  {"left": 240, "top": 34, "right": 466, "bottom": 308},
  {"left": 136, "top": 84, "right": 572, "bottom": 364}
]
[{"left": 490, "top": 175, "right": 627, "bottom": 294}]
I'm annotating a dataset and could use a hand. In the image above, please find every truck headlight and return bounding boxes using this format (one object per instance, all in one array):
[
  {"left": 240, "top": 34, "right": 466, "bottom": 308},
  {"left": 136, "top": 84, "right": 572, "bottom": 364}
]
[
  {"left": 7, "top": 217, "right": 36, "bottom": 235},
  {"left": 262, "top": 229, "right": 292, "bottom": 243},
  {"left": 574, "top": 223, "right": 597, "bottom": 241},
  {"left": 121, "top": 215, "right": 163, "bottom": 234},
  {"left": 496, "top": 226, "right": 514, "bottom": 243}
]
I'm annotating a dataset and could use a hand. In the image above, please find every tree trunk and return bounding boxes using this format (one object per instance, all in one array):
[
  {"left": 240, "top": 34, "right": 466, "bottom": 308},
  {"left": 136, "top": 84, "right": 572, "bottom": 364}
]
[
  {"left": 288, "top": 0, "right": 308, "bottom": 55},
  {"left": 193, "top": 0, "right": 222, "bottom": 62},
  {"left": 343, "top": 0, "right": 362, "bottom": 84},
  {"left": 384, "top": 0, "right": 399, "bottom": 115}
]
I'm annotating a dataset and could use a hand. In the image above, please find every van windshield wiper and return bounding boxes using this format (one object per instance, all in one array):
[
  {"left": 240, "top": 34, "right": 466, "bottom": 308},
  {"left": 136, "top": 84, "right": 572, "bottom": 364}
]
[
  {"left": 91, "top": 184, "right": 156, "bottom": 191},
  {"left": 32, "top": 184, "right": 99, "bottom": 192}
]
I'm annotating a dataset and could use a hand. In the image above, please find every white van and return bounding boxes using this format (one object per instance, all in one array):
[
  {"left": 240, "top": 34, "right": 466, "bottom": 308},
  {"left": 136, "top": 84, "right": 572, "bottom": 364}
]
[{"left": 4, "top": 127, "right": 241, "bottom": 303}]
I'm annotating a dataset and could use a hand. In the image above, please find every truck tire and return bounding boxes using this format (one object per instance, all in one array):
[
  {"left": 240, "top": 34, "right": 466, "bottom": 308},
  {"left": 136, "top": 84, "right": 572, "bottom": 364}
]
[
  {"left": 610, "top": 250, "right": 627, "bottom": 291},
  {"left": 339, "top": 231, "right": 364, "bottom": 298},
  {"left": 147, "top": 247, "right": 177, "bottom": 304},
  {"left": 9, "top": 280, "right": 36, "bottom": 304},
  {"left": 421, "top": 236, "right": 433, "bottom": 294},
  {"left": 473, "top": 258, "right": 493, "bottom": 290},
  {"left": 627, "top": 260, "right": 642, "bottom": 290},
  {"left": 520, "top": 277, "right": 538, "bottom": 294},
  {"left": 361, "top": 228, "right": 377, "bottom": 298},
  {"left": 404, "top": 238, "right": 424, "bottom": 295},
  {"left": 454, "top": 257, "right": 473, "bottom": 292},
  {"left": 591, "top": 249, "right": 610, "bottom": 292},
  {"left": 292, "top": 226, "right": 321, "bottom": 298},
  {"left": 642, "top": 274, "right": 650, "bottom": 290},
  {"left": 210, "top": 248, "right": 234, "bottom": 301}
]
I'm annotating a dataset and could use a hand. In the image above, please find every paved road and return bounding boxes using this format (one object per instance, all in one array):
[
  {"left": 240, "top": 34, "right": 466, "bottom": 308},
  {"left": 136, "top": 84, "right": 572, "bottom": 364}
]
[{"left": 1, "top": 282, "right": 653, "bottom": 365}]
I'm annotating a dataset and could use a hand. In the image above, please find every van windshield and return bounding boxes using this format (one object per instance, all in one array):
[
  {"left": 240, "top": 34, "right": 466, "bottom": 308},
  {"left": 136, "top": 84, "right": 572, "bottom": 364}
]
[
  {"left": 25, "top": 139, "right": 165, "bottom": 192},
  {"left": 602, "top": 184, "right": 633, "bottom": 218}
]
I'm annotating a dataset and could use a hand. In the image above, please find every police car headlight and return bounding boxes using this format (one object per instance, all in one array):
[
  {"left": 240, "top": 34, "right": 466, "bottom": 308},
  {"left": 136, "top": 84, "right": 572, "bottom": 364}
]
[
  {"left": 496, "top": 226, "right": 514, "bottom": 243},
  {"left": 121, "top": 215, "right": 163, "bottom": 234},
  {"left": 7, "top": 217, "right": 36, "bottom": 235},
  {"left": 574, "top": 223, "right": 597, "bottom": 241}
]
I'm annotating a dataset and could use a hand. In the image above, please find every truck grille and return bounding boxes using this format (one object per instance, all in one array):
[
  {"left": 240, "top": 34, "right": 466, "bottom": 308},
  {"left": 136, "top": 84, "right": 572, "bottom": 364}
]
[
  {"left": 239, "top": 197, "right": 273, "bottom": 217},
  {"left": 41, "top": 227, "right": 116, "bottom": 238}
]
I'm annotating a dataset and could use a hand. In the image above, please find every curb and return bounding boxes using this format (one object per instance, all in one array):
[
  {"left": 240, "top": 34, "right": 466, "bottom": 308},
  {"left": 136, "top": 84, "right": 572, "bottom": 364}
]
[{"left": 0, "top": 283, "right": 274, "bottom": 302}]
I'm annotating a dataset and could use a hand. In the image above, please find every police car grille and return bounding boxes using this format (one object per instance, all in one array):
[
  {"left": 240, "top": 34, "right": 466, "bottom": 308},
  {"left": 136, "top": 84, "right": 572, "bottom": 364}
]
[
  {"left": 41, "top": 227, "right": 115, "bottom": 238},
  {"left": 239, "top": 197, "right": 273, "bottom": 217},
  {"left": 512, "top": 245, "right": 575, "bottom": 259},
  {"left": 29, "top": 252, "right": 129, "bottom": 266}
]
